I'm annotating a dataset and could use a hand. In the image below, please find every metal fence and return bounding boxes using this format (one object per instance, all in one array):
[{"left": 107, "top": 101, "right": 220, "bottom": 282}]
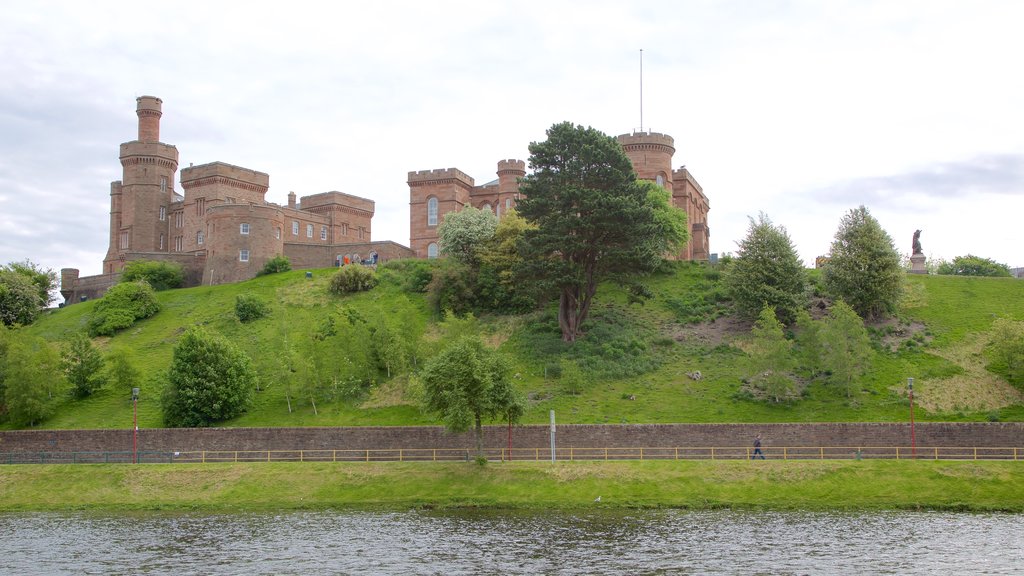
[{"left": 2, "top": 446, "right": 1021, "bottom": 465}]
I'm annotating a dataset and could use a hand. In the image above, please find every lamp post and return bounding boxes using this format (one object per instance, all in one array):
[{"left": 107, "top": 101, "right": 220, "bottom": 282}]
[
  {"left": 907, "top": 378, "right": 915, "bottom": 459},
  {"left": 131, "top": 387, "right": 139, "bottom": 464}
]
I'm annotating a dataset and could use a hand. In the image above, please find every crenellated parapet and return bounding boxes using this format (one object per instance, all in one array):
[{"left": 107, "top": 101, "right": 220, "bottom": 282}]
[
  {"left": 407, "top": 167, "right": 475, "bottom": 189},
  {"left": 181, "top": 161, "right": 270, "bottom": 194},
  {"left": 496, "top": 159, "right": 526, "bottom": 176},
  {"left": 616, "top": 131, "right": 676, "bottom": 155}
]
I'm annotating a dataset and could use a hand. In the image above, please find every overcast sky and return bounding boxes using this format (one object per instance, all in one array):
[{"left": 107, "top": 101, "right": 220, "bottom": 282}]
[{"left": 2, "top": 0, "right": 1022, "bottom": 284}]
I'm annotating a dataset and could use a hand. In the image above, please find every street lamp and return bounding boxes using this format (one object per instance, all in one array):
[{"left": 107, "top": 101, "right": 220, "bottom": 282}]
[
  {"left": 131, "top": 387, "right": 140, "bottom": 464},
  {"left": 907, "top": 378, "right": 915, "bottom": 459}
]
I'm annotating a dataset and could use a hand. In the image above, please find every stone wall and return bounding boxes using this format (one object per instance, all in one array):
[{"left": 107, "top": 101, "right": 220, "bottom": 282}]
[{"left": 2, "top": 423, "right": 1021, "bottom": 455}]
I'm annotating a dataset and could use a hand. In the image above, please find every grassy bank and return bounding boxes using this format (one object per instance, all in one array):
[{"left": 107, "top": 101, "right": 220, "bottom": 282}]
[{"left": 2, "top": 460, "right": 1022, "bottom": 512}]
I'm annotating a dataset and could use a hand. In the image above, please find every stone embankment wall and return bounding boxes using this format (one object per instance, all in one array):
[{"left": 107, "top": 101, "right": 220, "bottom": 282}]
[{"left": 2, "top": 423, "right": 1022, "bottom": 454}]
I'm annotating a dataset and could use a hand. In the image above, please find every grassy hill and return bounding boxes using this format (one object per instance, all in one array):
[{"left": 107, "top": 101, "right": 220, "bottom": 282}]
[{"left": 8, "top": 261, "right": 1024, "bottom": 430}]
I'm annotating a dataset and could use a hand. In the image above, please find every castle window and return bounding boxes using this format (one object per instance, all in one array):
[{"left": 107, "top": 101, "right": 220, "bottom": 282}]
[
  {"left": 197, "top": 231, "right": 204, "bottom": 245},
  {"left": 119, "top": 231, "right": 129, "bottom": 249},
  {"left": 427, "top": 197, "right": 438, "bottom": 226},
  {"left": 226, "top": 197, "right": 236, "bottom": 204},
  {"left": 196, "top": 198, "right": 206, "bottom": 216},
  {"left": 482, "top": 202, "right": 492, "bottom": 213},
  {"left": 160, "top": 176, "right": 167, "bottom": 193},
  {"left": 175, "top": 212, "right": 183, "bottom": 228},
  {"left": 239, "top": 250, "right": 249, "bottom": 262},
  {"left": 292, "top": 221, "right": 299, "bottom": 235},
  {"left": 306, "top": 224, "right": 313, "bottom": 238},
  {"left": 159, "top": 234, "right": 165, "bottom": 250},
  {"left": 427, "top": 242, "right": 439, "bottom": 259},
  {"left": 320, "top": 226, "right": 327, "bottom": 241},
  {"left": 358, "top": 227, "right": 365, "bottom": 240},
  {"left": 159, "top": 206, "right": 166, "bottom": 221},
  {"left": 174, "top": 236, "right": 183, "bottom": 251},
  {"left": 342, "top": 223, "right": 349, "bottom": 236},
  {"left": 275, "top": 228, "right": 281, "bottom": 240},
  {"left": 656, "top": 174, "right": 665, "bottom": 187},
  {"left": 240, "top": 223, "right": 250, "bottom": 235},
  {"left": 505, "top": 198, "right": 512, "bottom": 212}
]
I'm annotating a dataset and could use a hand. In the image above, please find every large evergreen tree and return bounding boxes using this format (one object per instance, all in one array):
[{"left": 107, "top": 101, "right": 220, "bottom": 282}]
[
  {"left": 724, "top": 213, "right": 806, "bottom": 324},
  {"left": 822, "top": 206, "right": 903, "bottom": 320},
  {"left": 516, "top": 122, "right": 688, "bottom": 342}
]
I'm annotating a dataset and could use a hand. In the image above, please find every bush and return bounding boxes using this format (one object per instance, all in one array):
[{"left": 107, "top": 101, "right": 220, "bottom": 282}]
[
  {"left": 61, "top": 332, "right": 106, "bottom": 399},
  {"left": 0, "top": 269, "right": 43, "bottom": 327},
  {"left": 120, "top": 260, "right": 184, "bottom": 291},
  {"left": 937, "top": 254, "right": 1011, "bottom": 277},
  {"left": 87, "top": 281, "right": 161, "bottom": 336},
  {"left": 329, "top": 265, "right": 379, "bottom": 294},
  {"left": 235, "top": 294, "right": 270, "bottom": 322},
  {"left": 425, "top": 260, "right": 476, "bottom": 315},
  {"left": 987, "top": 318, "right": 1024, "bottom": 389},
  {"left": 161, "top": 327, "right": 257, "bottom": 427},
  {"left": 256, "top": 255, "right": 291, "bottom": 276}
]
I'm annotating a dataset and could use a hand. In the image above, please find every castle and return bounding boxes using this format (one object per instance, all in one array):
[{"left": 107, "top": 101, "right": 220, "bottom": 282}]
[
  {"left": 61, "top": 96, "right": 413, "bottom": 303},
  {"left": 62, "top": 97, "right": 710, "bottom": 304},
  {"left": 409, "top": 132, "right": 710, "bottom": 261}
]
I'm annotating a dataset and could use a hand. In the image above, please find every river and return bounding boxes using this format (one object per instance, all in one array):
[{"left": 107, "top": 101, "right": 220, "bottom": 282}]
[{"left": 2, "top": 509, "right": 1021, "bottom": 575}]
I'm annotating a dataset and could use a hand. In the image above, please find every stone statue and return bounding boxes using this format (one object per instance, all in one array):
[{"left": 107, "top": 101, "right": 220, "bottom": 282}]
[{"left": 912, "top": 230, "right": 922, "bottom": 255}]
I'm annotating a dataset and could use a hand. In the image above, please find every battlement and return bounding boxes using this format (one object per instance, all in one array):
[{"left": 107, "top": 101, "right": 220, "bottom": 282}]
[
  {"left": 617, "top": 131, "right": 675, "bottom": 152},
  {"left": 299, "top": 190, "right": 375, "bottom": 214},
  {"left": 181, "top": 161, "right": 270, "bottom": 192},
  {"left": 673, "top": 166, "right": 704, "bottom": 196},
  {"left": 407, "top": 167, "right": 475, "bottom": 188},
  {"left": 496, "top": 159, "right": 526, "bottom": 174}
]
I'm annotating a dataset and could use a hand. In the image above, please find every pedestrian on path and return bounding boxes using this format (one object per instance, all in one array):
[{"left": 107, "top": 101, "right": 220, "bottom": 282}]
[{"left": 751, "top": 434, "right": 765, "bottom": 460}]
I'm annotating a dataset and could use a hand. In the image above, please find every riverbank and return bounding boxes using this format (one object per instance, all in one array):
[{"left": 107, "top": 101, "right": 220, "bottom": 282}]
[{"left": 2, "top": 460, "right": 1022, "bottom": 512}]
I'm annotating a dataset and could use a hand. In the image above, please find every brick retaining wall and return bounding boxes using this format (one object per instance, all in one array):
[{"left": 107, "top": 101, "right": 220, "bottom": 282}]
[{"left": 2, "top": 423, "right": 1022, "bottom": 454}]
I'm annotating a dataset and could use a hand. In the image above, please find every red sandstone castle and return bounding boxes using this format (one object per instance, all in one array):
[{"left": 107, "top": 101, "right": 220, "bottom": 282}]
[
  {"left": 408, "top": 132, "right": 710, "bottom": 261},
  {"left": 61, "top": 97, "right": 710, "bottom": 304}
]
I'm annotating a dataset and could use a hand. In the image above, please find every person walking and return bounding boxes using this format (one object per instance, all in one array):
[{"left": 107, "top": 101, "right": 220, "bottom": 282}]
[{"left": 751, "top": 434, "right": 765, "bottom": 460}]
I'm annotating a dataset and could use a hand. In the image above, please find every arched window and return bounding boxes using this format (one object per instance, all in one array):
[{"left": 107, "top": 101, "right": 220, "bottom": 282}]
[
  {"left": 427, "top": 197, "right": 438, "bottom": 226},
  {"left": 427, "top": 243, "right": 439, "bottom": 259},
  {"left": 482, "top": 202, "right": 492, "bottom": 213},
  {"left": 656, "top": 174, "right": 666, "bottom": 187}
]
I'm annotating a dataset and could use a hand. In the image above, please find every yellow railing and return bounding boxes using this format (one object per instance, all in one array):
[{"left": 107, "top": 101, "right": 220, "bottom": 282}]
[{"left": 164, "top": 446, "right": 1023, "bottom": 464}]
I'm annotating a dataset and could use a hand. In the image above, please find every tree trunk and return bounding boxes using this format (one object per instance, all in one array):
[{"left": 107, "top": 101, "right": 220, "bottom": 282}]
[{"left": 474, "top": 413, "right": 484, "bottom": 459}]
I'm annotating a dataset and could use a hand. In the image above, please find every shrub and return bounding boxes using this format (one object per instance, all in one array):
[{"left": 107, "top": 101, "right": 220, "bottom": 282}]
[
  {"left": 937, "top": 254, "right": 1011, "bottom": 277},
  {"left": 120, "top": 260, "right": 184, "bottom": 291},
  {"left": 161, "top": 327, "right": 257, "bottom": 427},
  {"left": 235, "top": 294, "right": 270, "bottom": 323},
  {"left": 61, "top": 332, "right": 106, "bottom": 399},
  {"left": 256, "top": 255, "right": 291, "bottom": 276},
  {"left": 329, "top": 265, "right": 379, "bottom": 294},
  {"left": 987, "top": 318, "right": 1024, "bottom": 389},
  {"left": 87, "top": 281, "right": 161, "bottom": 336}
]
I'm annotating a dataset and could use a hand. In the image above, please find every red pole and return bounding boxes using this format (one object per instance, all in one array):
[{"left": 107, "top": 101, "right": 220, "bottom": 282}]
[
  {"left": 507, "top": 419, "right": 512, "bottom": 461},
  {"left": 908, "top": 378, "right": 916, "bottom": 459}
]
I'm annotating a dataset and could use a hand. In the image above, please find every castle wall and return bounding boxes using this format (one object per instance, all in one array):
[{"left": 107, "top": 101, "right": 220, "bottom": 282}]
[
  {"left": 202, "top": 204, "right": 285, "bottom": 285},
  {"left": 408, "top": 168, "right": 475, "bottom": 258}
]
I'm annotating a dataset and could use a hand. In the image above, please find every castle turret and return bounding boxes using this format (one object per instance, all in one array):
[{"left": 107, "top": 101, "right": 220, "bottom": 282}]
[
  {"left": 617, "top": 131, "right": 675, "bottom": 192},
  {"left": 408, "top": 168, "right": 475, "bottom": 258},
  {"left": 136, "top": 96, "right": 163, "bottom": 142},
  {"left": 104, "top": 96, "right": 179, "bottom": 273},
  {"left": 496, "top": 159, "right": 526, "bottom": 217}
]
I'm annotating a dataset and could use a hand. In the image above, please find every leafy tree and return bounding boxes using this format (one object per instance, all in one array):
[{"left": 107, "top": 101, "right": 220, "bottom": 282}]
[
  {"left": 370, "top": 318, "right": 410, "bottom": 378},
  {"left": 3, "top": 260, "right": 58, "bottom": 307},
  {"left": 822, "top": 206, "right": 903, "bottom": 320},
  {"left": 793, "top": 309, "right": 824, "bottom": 378},
  {"left": 987, "top": 318, "right": 1024, "bottom": 389},
  {"left": 746, "top": 305, "right": 797, "bottom": 402},
  {"left": 329, "top": 265, "right": 378, "bottom": 294},
  {"left": 937, "top": 254, "right": 1011, "bottom": 277},
  {"left": 724, "top": 213, "right": 807, "bottom": 324},
  {"left": 0, "top": 269, "right": 43, "bottom": 326},
  {"left": 476, "top": 209, "right": 538, "bottom": 313},
  {"left": 161, "top": 327, "right": 257, "bottom": 427},
  {"left": 105, "top": 350, "right": 140, "bottom": 392},
  {"left": 438, "top": 205, "right": 498, "bottom": 266},
  {"left": 87, "top": 281, "right": 161, "bottom": 336},
  {"left": 425, "top": 259, "right": 476, "bottom": 316},
  {"left": 420, "top": 336, "right": 524, "bottom": 458},
  {"left": 559, "top": 359, "right": 585, "bottom": 395},
  {"left": 235, "top": 294, "right": 270, "bottom": 322},
  {"left": 257, "top": 255, "right": 291, "bottom": 276},
  {"left": 820, "top": 300, "right": 872, "bottom": 397},
  {"left": 0, "top": 324, "right": 10, "bottom": 421},
  {"left": 61, "top": 332, "right": 106, "bottom": 398},
  {"left": 516, "top": 122, "right": 689, "bottom": 342},
  {"left": 4, "top": 336, "right": 61, "bottom": 426},
  {"left": 120, "top": 260, "right": 185, "bottom": 291}
]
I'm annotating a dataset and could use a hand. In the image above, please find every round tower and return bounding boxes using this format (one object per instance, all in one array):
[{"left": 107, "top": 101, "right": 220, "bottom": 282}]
[
  {"left": 136, "top": 96, "right": 163, "bottom": 142},
  {"left": 617, "top": 131, "right": 675, "bottom": 191},
  {"left": 496, "top": 159, "right": 526, "bottom": 216}
]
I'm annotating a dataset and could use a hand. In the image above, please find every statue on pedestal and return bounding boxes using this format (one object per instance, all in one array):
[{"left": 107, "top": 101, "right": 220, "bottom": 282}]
[{"left": 912, "top": 230, "right": 923, "bottom": 255}]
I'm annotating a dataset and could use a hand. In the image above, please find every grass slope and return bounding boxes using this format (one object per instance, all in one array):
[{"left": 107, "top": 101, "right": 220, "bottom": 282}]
[
  {"left": 9, "top": 263, "right": 1024, "bottom": 430},
  {"left": 1, "top": 460, "right": 1021, "bottom": 512}
]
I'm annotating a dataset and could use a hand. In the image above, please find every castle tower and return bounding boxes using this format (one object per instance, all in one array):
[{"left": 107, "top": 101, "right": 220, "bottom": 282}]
[
  {"left": 495, "top": 159, "right": 526, "bottom": 217},
  {"left": 408, "top": 168, "right": 475, "bottom": 258},
  {"left": 617, "top": 131, "right": 675, "bottom": 192},
  {"left": 103, "top": 96, "right": 178, "bottom": 273}
]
